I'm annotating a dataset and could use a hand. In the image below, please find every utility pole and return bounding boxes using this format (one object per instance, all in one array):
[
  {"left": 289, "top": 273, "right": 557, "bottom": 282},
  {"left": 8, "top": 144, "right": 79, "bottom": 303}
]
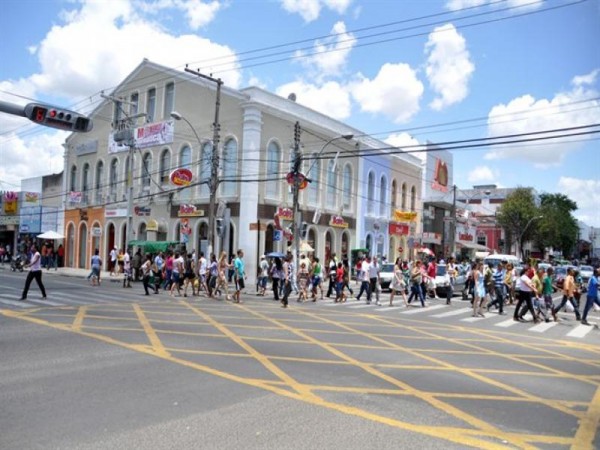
[
  {"left": 184, "top": 67, "right": 223, "bottom": 258},
  {"left": 291, "top": 121, "right": 302, "bottom": 274},
  {"left": 450, "top": 184, "right": 457, "bottom": 258}
]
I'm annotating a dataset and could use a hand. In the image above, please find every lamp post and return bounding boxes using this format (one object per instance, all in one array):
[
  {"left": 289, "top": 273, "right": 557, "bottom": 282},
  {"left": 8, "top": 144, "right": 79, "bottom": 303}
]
[
  {"left": 171, "top": 111, "right": 219, "bottom": 257},
  {"left": 518, "top": 215, "right": 543, "bottom": 260},
  {"left": 292, "top": 132, "right": 353, "bottom": 273}
]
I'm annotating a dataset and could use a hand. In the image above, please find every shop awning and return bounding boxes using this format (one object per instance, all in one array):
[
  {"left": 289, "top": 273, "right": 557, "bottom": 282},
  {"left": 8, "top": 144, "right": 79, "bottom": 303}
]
[
  {"left": 457, "top": 241, "right": 490, "bottom": 251},
  {"left": 129, "top": 240, "right": 179, "bottom": 253}
]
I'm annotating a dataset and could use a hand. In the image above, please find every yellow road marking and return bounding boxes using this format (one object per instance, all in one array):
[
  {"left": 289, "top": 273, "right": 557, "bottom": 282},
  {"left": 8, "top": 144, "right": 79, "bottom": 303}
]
[
  {"left": 132, "top": 304, "right": 169, "bottom": 357},
  {"left": 72, "top": 306, "right": 88, "bottom": 331},
  {"left": 571, "top": 385, "right": 600, "bottom": 449}
]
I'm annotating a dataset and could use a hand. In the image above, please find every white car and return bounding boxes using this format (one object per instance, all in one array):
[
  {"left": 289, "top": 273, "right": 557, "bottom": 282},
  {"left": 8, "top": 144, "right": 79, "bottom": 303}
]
[
  {"left": 579, "top": 265, "right": 594, "bottom": 284},
  {"left": 379, "top": 263, "right": 395, "bottom": 292}
]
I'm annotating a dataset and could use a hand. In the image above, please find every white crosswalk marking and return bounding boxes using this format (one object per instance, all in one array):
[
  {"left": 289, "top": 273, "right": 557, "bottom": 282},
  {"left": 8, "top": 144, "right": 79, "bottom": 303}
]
[
  {"left": 495, "top": 319, "right": 518, "bottom": 328},
  {"left": 400, "top": 304, "right": 447, "bottom": 315},
  {"left": 348, "top": 304, "right": 375, "bottom": 309},
  {"left": 567, "top": 324, "right": 595, "bottom": 338},
  {"left": 529, "top": 321, "right": 558, "bottom": 333},
  {"left": 0, "top": 298, "right": 36, "bottom": 308},
  {"left": 461, "top": 313, "right": 493, "bottom": 323},
  {"left": 431, "top": 307, "right": 471, "bottom": 318},
  {"left": 375, "top": 306, "right": 405, "bottom": 312}
]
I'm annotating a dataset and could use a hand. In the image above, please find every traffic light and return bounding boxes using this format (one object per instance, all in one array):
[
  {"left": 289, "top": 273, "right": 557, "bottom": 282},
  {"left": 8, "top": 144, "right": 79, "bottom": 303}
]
[
  {"left": 216, "top": 218, "right": 224, "bottom": 237},
  {"left": 300, "top": 222, "right": 308, "bottom": 239},
  {"left": 24, "top": 103, "right": 93, "bottom": 132}
]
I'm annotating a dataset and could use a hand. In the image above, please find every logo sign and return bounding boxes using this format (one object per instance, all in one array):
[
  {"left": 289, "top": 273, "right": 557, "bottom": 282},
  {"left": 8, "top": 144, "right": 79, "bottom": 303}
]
[
  {"left": 24, "top": 192, "right": 39, "bottom": 203},
  {"left": 105, "top": 208, "right": 128, "bottom": 218},
  {"left": 393, "top": 210, "right": 418, "bottom": 222},
  {"left": 147, "top": 219, "right": 159, "bottom": 232},
  {"left": 330, "top": 215, "right": 349, "bottom": 229},
  {"left": 178, "top": 204, "right": 204, "bottom": 217},
  {"left": 431, "top": 158, "right": 449, "bottom": 193},
  {"left": 91, "top": 227, "right": 102, "bottom": 237},
  {"left": 170, "top": 168, "right": 193, "bottom": 187},
  {"left": 277, "top": 207, "right": 294, "bottom": 221},
  {"left": 3, "top": 191, "right": 18, "bottom": 214},
  {"left": 389, "top": 222, "right": 409, "bottom": 236},
  {"left": 134, "top": 206, "right": 151, "bottom": 216},
  {"left": 273, "top": 230, "right": 283, "bottom": 242}
]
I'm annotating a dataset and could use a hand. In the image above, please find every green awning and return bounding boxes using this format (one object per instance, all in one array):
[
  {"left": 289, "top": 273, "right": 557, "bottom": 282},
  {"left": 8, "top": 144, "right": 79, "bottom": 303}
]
[{"left": 128, "top": 240, "right": 180, "bottom": 253}]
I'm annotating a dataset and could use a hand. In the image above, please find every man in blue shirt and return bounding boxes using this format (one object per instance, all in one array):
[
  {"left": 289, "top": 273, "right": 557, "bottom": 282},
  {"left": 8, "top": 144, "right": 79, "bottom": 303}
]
[
  {"left": 487, "top": 260, "right": 506, "bottom": 315},
  {"left": 581, "top": 267, "right": 599, "bottom": 326},
  {"left": 233, "top": 249, "right": 246, "bottom": 304}
]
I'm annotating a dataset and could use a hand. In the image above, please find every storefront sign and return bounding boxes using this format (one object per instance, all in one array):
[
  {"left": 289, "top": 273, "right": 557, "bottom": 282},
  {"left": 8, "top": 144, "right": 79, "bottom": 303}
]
[
  {"left": 422, "top": 232, "right": 441, "bottom": 245},
  {"left": 249, "top": 222, "right": 267, "bottom": 231},
  {"left": 3, "top": 192, "right": 18, "bottom": 214},
  {"left": 330, "top": 215, "right": 349, "bottom": 228},
  {"left": 135, "top": 120, "right": 174, "bottom": 149},
  {"left": 91, "top": 227, "right": 102, "bottom": 237},
  {"left": 134, "top": 206, "right": 151, "bottom": 216},
  {"left": 277, "top": 207, "right": 294, "bottom": 221},
  {"left": 24, "top": 192, "right": 39, "bottom": 203},
  {"left": 388, "top": 222, "right": 409, "bottom": 236},
  {"left": 74, "top": 139, "right": 98, "bottom": 156},
  {"left": 178, "top": 204, "right": 204, "bottom": 217},
  {"left": 108, "top": 132, "right": 130, "bottom": 154},
  {"left": 105, "top": 208, "right": 128, "bottom": 218},
  {"left": 393, "top": 210, "right": 418, "bottom": 222},
  {"left": 19, "top": 206, "right": 41, "bottom": 234},
  {"left": 170, "top": 168, "right": 193, "bottom": 187},
  {"left": 68, "top": 191, "right": 82, "bottom": 203},
  {"left": 431, "top": 157, "right": 449, "bottom": 193},
  {"left": 0, "top": 216, "right": 20, "bottom": 226},
  {"left": 147, "top": 219, "right": 159, "bottom": 232}
]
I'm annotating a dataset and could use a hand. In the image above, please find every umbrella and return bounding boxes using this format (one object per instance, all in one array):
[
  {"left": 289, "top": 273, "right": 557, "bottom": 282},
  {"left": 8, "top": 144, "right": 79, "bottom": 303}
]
[
  {"left": 417, "top": 247, "right": 434, "bottom": 256},
  {"left": 265, "top": 251, "right": 286, "bottom": 258},
  {"left": 37, "top": 230, "right": 64, "bottom": 240},
  {"left": 287, "top": 241, "right": 314, "bottom": 253}
]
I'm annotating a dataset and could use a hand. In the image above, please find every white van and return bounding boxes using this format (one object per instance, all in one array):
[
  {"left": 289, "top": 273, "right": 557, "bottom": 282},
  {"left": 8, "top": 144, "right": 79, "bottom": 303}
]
[{"left": 483, "top": 254, "right": 520, "bottom": 269}]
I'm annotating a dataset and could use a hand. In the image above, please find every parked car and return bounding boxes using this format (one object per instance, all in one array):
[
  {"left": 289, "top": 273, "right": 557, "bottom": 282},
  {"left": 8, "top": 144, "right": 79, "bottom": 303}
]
[
  {"left": 579, "top": 265, "right": 594, "bottom": 285},
  {"left": 379, "top": 263, "right": 395, "bottom": 292},
  {"left": 554, "top": 265, "right": 576, "bottom": 290},
  {"left": 434, "top": 264, "right": 467, "bottom": 299}
]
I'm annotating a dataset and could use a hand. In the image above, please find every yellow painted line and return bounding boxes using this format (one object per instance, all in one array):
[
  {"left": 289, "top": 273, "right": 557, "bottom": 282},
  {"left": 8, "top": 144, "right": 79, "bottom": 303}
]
[
  {"left": 132, "top": 304, "right": 170, "bottom": 357},
  {"left": 571, "top": 385, "right": 600, "bottom": 450},
  {"left": 182, "top": 301, "right": 319, "bottom": 400},
  {"left": 72, "top": 306, "right": 88, "bottom": 331}
]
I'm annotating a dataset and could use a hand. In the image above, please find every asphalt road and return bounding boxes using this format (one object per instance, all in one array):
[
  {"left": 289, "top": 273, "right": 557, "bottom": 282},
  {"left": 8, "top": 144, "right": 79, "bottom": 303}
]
[{"left": 1, "top": 269, "right": 599, "bottom": 450}]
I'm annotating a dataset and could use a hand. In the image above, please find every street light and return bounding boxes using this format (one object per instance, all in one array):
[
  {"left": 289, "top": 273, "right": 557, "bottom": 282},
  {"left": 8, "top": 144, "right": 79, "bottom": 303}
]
[
  {"left": 171, "top": 111, "right": 219, "bottom": 257},
  {"left": 518, "top": 215, "right": 543, "bottom": 260},
  {"left": 293, "top": 133, "right": 353, "bottom": 272}
]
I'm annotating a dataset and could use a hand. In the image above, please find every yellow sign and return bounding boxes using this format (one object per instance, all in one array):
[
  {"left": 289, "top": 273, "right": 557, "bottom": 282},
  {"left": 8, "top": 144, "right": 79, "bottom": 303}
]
[
  {"left": 393, "top": 210, "right": 417, "bottom": 222},
  {"left": 147, "top": 219, "right": 159, "bottom": 232}
]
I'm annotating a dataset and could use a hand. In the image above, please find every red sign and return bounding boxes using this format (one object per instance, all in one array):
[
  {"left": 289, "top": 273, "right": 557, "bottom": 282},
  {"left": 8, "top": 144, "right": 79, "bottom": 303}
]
[
  {"left": 330, "top": 215, "right": 349, "bottom": 228},
  {"left": 397, "top": 247, "right": 404, "bottom": 253},
  {"left": 277, "top": 207, "right": 294, "bottom": 221},
  {"left": 458, "top": 233, "right": 474, "bottom": 242},
  {"left": 170, "top": 168, "right": 193, "bottom": 187},
  {"left": 388, "top": 222, "right": 409, "bottom": 236},
  {"left": 431, "top": 158, "right": 449, "bottom": 193}
]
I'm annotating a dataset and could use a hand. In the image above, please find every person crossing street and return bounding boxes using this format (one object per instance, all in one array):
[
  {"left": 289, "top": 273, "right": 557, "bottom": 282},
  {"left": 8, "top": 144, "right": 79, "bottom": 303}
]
[{"left": 20, "top": 244, "right": 47, "bottom": 301}]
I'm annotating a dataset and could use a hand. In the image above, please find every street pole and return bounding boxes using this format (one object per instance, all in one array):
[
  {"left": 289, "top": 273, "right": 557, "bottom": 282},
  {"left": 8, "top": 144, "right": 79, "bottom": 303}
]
[
  {"left": 450, "top": 184, "right": 457, "bottom": 258},
  {"left": 183, "top": 68, "right": 223, "bottom": 258},
  {"left": 292, "top": 122, "right": 302, "bottom": 274}
]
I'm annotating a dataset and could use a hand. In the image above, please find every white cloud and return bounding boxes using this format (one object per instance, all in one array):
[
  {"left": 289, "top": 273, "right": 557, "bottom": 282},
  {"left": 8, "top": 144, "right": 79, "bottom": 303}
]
[
  {"left": 425, "top": 23, "right": 474, "bottom": 111},
  {"left": 351, "top": 63, "right": 424, "bottom": 123},
  {"left": 295, "top": 21, "right": 356, "bottom": 80},
  {"left": 484, "top": 70, "right": 600, "bottom": 167},
  {"left": 178, "top": 0, "right": 222, "bottom": 30},
  {"left": 275, "top": 80, "right": 351, "bottom": 119},
  {"left": 557, "top": 177, "right": 600, "bottom": 227},
  {"left": 467, "top": 165, "right": 499, "bottom": 183},
  {"left": 385, "top": 132, "right": 424, "bottom": 161},
  {"left": 280, "top": 0, "right": 351, "bottom": 22},
  {"left": 446, "top": 0, "right": 542, "bottom": 12}
]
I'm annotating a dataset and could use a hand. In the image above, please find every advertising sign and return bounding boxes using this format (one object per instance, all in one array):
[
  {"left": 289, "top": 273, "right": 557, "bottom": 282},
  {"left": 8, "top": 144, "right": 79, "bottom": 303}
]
[
  {"left": 105, "top": 208, "right": 128, "bottom": 218},
  {"left": 178, "top": 204, "right": 204, "bottom": 217},
  {"left": 68, "top": 191, "right": 82, "bottom": 203},
  {"left": 170, "top": 168, "right": 193, "bottom": 187},
  {"left": 388, "top": 222, "right": 409, "bottom": 236},
  {"left": 135, "top": 120, "right": 174, "bottom": 149},
  {"left": 3, "top": 192, "right": 18, "bottom": 214},
  {"left": 277, "top": 207, "right": 294, "bottom": 221},
  {"left": 330, "top": 215, "right": 349, "bottom": 229},
  {"left": 393, "top": 210, "right": 418, "bottom": 222}
]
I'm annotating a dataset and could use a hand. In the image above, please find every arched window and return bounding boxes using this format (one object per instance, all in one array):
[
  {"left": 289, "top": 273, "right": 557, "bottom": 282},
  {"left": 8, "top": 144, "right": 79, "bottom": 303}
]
[
  {"left": 401, "top": 182, "right": 407, "bottom": 210},
  {"left": 180, "top": 145, "right": 191, "bottom": 169},
  {"left": 142, "top": 153, "right": 152, "bottom": 188},
  {"left": 379, "top": 175, "right": 387, "bottom": 216},
  {"left": 342, "top": 164, "right": 352, "bottom": 210},
  {"left": 307, "top": 153, "right": 320, "bottom": 205},
  {"left": 138, "top": 223, "right": 147, "bottom": 241},
  {"left": 159, "top": 149, "right": 170, "bottom": 184},
  {"left": 391, "top": 180, "right": 397, "bottom": 210},
  {"left": 82, "top": 163, "right": 90, "bottom": 202},
  {"left": 95, "top": 161, "right": 104, "bottom": 203},
  {"left": 146, "top": 87, "right": 156, "bottom": 123},
  {"left": 109, "top": 158, "right": 118, "bottom": 199},
  {"left": 222, "top": 139, "right": 238, "bottom": 196},
  {"left": 326, "top": 160, "right": 336, "bottom": 209},
  {"left": 266, "top": 141, "right": 280, "bottom": 198},
  {"left": 411, "top": 185, "right": 416, "bottom": 212},
  {"left": 70, "top": 165, "right": 77, "bottom": 192},
  {"left": 199, "top": 142, "right": 212, "bottom": 197},
  {"left": 367, "top": 171, "right": 375, "bottom": 215},
  {"left": 163, "top": 82, "right": 174, "bottom": 119}
]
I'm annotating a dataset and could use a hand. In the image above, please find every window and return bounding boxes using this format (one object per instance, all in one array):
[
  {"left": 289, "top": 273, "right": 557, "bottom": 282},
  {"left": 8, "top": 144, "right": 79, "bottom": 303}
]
[
  {"left": 222, "top": 139, "right": 237, "bottom": 196},
  {"left": 180, "top": 145, "right": 191, "bottom": 169},
  {"left": 146, "top": 87, "right": 156, "bottom": 122},
  {"left": 342, "top": 164, "right": 352, "bottom": 210},
  {"left": 326, "top": 160, "right": 336, "bottom": 208},
  {"left": 379, "top": 175, "right": 387, "bottom": 216},
  {"left": 109, "top": 159, "right": 118, "bottom": 197},
  {"left": 164, "top": 82, "right": 174, "bottom": 119},
  {"left": 142, "top": 153, "right": 152, "bottom": 188},
  {"left": 265, "top": 141, "right": 280, "bottom": 198},
  {"left": 200, "top": 142, "right": 212, "bottom": 197},
  {"left": 410, "top": 185, "right": 416, "bottom": 212},
  {"left": 130, "top": 92, "right": 138, "bottom": 116},
  {"left": 367, "top": 171, "right": 375, "bottom": 214},
  {"left": 307, "top": 153, "right": 320, "bottom": 205},
  {"left": 401, "top": 182, "right": 407, "bottom": 210},
  {"left": 113, "top": 100, "right": 122, "bottom": 124},
  {"left": 477, "top": 234, "right": 487, "bottom": 247},
  {"left": 391, "top": 180, "right": 397, "bottom": 209},
  {"left": 159, "top": 149, "right": 170, "bottom": 184},
  {"left": 82, "top": 163, "right": 90, "bottom": 193},
  {"left": 95, "top": 161, "right": 104, "bottom": 202},
  {"left": 70, "top": 165, "right": 77, "bottom": 192}
]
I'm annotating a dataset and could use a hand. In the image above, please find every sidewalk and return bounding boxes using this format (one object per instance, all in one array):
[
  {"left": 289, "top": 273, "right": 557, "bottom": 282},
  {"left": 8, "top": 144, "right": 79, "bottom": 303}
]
[{"left": 0, "top": 264, "right": 111, "bottom": 280}]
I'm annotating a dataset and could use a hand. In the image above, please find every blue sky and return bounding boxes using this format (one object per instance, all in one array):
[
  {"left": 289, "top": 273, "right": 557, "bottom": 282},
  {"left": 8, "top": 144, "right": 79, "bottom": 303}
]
[{"left": 1, "top": 0, "right": 599, "bottom": 225}]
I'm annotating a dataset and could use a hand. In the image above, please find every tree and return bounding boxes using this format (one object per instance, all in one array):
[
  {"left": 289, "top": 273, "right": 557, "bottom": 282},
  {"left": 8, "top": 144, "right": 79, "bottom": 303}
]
[
  {"left": 535, "top": 193, "right": 579, "bottom": 256},
  {"left": 496, "top": 188, "right": 540, "bottom": 258}
]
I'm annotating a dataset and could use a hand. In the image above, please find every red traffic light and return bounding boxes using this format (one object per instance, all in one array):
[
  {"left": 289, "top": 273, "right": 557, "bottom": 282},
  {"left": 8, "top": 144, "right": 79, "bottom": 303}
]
[
  {"left": 23, "top": 103, "right": 93, "bottom": 132},
  {"left": 49, "top": 109, "right": 57, "bottom": 118}
]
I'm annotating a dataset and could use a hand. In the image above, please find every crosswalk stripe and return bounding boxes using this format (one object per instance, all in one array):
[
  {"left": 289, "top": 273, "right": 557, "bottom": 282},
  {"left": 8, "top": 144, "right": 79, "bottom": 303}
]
[
  {"left": 567, "top": 324, "right": 595, "bottom": 338},
  {"left": 25, "top": 298, "right": 65, "bottom": 307},
  {"left": 529, "top": 321, "right": 558, "bottom": 333},
  {"left": 431, "top": 307, "right": 471, "bottom": 318},
  {"left": 461, "top": 313, "right": 493, "bottom": 323},
  {"left": 400, "top": 304, "right": 447, "bottom": 315},
  {"left": 495, "top": 319, "right": 518, "bottom": 328},
  {"left": 348, "top": 304, "right": 375, "bottom": 309},
  {"left": 375, "top": 306, "right": 405, "bottom": 312},
  {"left": 0, "top": 298, "right": 36, "bottom": 308}
]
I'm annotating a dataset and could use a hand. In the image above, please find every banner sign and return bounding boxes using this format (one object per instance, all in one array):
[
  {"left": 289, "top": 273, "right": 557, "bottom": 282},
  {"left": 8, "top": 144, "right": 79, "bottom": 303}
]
[
  {"left": 277, "top": 207, "right": 294, "bottom": 221},
  {"left": 431, "top": 157, "right": 449, "bottom": 193},
  {"left": 135, "top": 120, "right": 174, "bottom": 149},
  {"left": 134, "top": 206, "right": 151, "bottom": 216},
  {"left": 388, "top": 222, "right": 409, "bottom": 236},
  {"left": 178, "top": 204, "right": 204, "bottom": 217},
  {"left": 68, "top": 191, "right": 82, "bottom": 203},
  {"left": 3, "top": 191, "right": 18, "bottom": 214},
  {"left": 393, "top": 210, "right": 418, "bottom": 222},
  {"left": 24, "top": 192, "right": 40, "bottom": 203},
  {"left": 105, "top": 208, "right": 128, "bottom": 218},
  {"left": 330, "top": 215, "right": 349, "bottom": 228}
]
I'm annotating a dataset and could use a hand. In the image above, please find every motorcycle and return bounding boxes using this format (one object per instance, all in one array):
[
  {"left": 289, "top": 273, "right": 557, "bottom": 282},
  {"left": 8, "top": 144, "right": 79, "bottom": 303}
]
[{"left": 10, "top": 255, "right": 25, "bottom": 272}]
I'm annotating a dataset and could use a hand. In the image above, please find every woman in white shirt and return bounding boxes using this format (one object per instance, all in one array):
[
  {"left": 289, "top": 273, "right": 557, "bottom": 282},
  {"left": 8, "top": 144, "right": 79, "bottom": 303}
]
[
  {"left": 20, "top": 244, "right": 47, "bottom": 300},
  {"left": 513, "top": 267, "right": 539, "bottom": 323}
]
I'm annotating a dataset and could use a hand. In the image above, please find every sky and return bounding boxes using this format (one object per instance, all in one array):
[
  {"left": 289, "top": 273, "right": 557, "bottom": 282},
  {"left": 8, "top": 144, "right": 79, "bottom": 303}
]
[{"left": 0, "top": 0, "right": 599, "bottom": 226}]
